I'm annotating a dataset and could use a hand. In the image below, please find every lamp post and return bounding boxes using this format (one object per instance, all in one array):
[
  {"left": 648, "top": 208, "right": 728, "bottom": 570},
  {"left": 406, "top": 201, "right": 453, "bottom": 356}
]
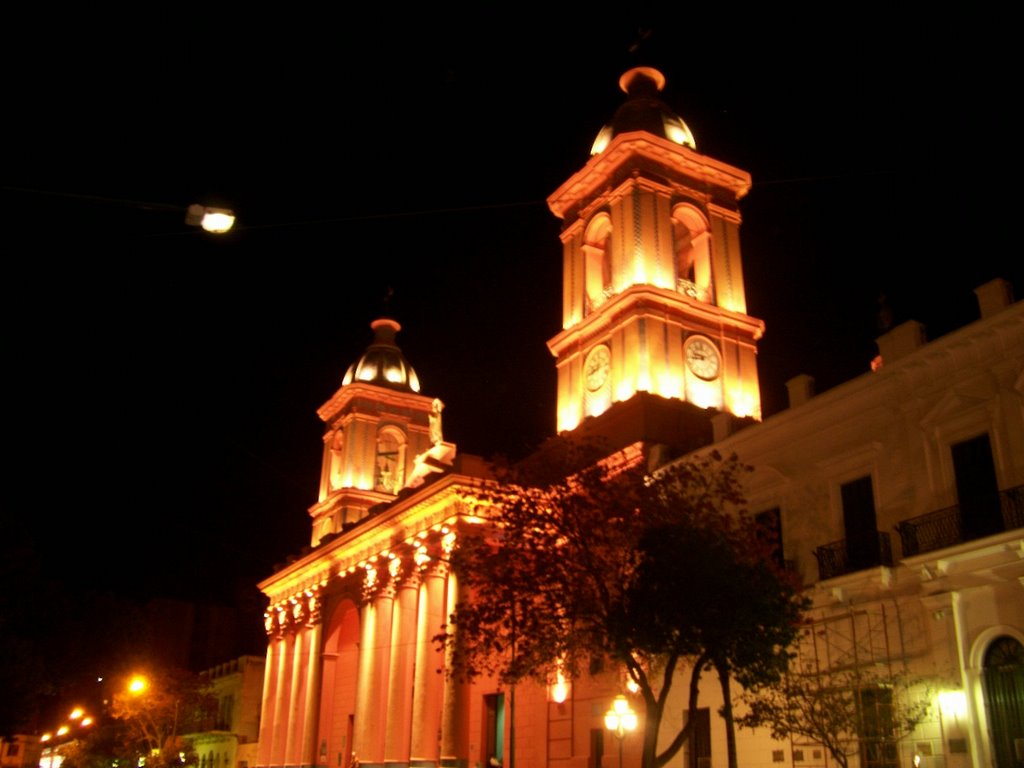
[{"left": 604, "top": 694, "right": 638, "bottom": 768}]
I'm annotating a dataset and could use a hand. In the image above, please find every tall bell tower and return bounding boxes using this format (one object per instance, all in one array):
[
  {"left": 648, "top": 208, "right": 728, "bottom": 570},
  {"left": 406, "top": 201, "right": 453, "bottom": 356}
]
[
  {"left": 308, "top": 318, "right": 455, "bottom": 546},
  {"left": 547, "top": 67, "right": 765, "bottom": 436}
]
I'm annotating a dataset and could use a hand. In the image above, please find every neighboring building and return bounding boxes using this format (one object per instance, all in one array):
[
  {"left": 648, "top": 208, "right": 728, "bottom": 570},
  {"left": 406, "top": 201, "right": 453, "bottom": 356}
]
[
  {"left": 0, "top": 736, "right": 41, "bottom": 768},
  {"left": 191, "top": 655, "right": 266, "bottom": 768},
  {"left": 670, "top": 280, "right": 1024, "bottom": 768},
  {"left": 252, "top": 65, "right": 1024, "bottom": 768}
]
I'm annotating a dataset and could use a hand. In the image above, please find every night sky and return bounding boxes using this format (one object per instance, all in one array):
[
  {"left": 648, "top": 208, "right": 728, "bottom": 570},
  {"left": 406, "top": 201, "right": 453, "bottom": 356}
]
[{"left": 4, "top": 10, "right": 1021, "bottom": 611}]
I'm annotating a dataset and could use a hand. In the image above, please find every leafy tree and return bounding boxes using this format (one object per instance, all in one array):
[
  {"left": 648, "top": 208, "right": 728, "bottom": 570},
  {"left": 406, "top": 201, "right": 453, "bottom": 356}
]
[
  {"left": 739, "top": 663, "right": 933, "bottom": 768},
  {"left": 438, "top": 442, "right": 807, "bottom": 768},
  {"left": 107, "top": 668, "right": 217, "bottom": 768}
]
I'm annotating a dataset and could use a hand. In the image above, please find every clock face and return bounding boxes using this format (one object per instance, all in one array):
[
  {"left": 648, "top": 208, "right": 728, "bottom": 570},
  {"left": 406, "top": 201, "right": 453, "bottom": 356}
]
[
  {"left": 584, "top": 344, "right": 611, "bottom": 391},
  {"left": 685, "top": 337, "right": 720, "bottom": 380}
]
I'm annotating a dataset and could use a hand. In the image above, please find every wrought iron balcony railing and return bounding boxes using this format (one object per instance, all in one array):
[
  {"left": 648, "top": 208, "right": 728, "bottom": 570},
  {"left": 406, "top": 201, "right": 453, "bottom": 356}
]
[
  {"left": 895, "top": 484, "right": 1024, "bottom": 557},
  {"left": 813, "top": 532, "right": 893, "bottom": 581}
]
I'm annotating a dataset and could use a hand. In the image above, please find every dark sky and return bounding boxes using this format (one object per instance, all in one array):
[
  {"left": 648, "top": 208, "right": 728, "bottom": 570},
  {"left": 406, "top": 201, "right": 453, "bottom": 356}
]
[{"left": 4, "top": 10, "right": 1021, "bottom": 608}]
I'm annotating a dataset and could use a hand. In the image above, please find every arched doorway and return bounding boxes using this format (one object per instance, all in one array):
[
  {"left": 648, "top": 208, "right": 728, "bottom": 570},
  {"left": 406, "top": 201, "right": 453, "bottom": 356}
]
[{"left": 982, "top": 635, "right": 1024, "bottom": 768}]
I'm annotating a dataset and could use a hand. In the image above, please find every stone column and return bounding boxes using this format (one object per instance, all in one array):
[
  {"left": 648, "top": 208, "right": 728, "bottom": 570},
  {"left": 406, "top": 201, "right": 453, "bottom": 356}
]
[
  {"left": 352, "top": 566, "right": 396, "bottom": 768},
  {"left": 384, "top": 564, "right": 420, "bottom": 766},
  {"left": 301, "top": 597, "right": 324, "bottom": 768},
  {"left": 271, "top": 630, "right": 294, "bottom": 768},
  {"left": 439, "top": 569, "right": 470, "bottom": 768},
  {"left": 257, "top": 623, "right": 281, "bottom": 768},
  {"left": 352, "top": 597, "right": 376, "bottom": 764},
  {"left": 285, "top": 618, "right": 308, "bottom": 767},
  {"left": 410, "top": 563, "right": 447, "bottom": 767}
]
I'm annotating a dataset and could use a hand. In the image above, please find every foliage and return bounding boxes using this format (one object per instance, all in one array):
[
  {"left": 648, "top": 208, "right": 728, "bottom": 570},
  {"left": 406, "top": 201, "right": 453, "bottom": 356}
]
[
  {"left": 739, "top": 663, "right": 933, "bottom": 768},
  {"left": 437, "top": 441, "right": 808, "bottom": 768},
  {"left": 108, "top": 668, "right": 217, "bottom": 768}
]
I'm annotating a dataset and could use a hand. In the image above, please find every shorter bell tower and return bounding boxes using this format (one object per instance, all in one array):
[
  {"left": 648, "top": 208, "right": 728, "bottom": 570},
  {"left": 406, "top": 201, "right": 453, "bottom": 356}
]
[
  {"left": 547, "top": 67, "right": 765, "bottom": 436},
  {"left": 308, "top": 318, "right": 455, "bottom": 546}
]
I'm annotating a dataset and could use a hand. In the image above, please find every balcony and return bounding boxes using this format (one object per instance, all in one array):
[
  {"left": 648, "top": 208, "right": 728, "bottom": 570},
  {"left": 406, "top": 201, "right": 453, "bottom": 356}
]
[
  {"left": 814, "top": 532, "right": 893, "bottom": 580},
  {"left": 895, "top": 484, "right": 1024, "bottom": 557}
]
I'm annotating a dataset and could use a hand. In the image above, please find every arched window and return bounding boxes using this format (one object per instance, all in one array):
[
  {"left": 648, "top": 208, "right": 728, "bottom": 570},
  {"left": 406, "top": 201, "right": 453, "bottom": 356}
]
[
  {"left": 672, "top": 204, "right": 712, "bottom": 302},
  {"left": 374, "top": 426, "right": 406, "bottom": 494},
  {"left": 582, "top": 213, "right": 612, "bottom": 314},
  {"left": 982, "top": 635, "right": 1024, "bottom": 768}
]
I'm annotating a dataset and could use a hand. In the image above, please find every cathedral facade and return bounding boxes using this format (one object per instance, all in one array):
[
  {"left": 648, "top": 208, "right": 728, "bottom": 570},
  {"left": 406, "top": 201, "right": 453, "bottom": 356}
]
[{"left": 253, "top": 67, "right": 1024, "bottom": 768}]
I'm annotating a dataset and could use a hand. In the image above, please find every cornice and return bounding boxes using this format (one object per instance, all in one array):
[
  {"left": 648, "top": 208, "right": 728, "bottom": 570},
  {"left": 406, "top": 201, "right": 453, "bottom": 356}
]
[{"left": 548, "top": 131, "right": 751, "bottom": 220}]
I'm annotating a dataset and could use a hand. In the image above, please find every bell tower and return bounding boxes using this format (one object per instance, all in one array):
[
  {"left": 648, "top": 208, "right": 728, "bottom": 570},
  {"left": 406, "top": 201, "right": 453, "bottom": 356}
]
[
  {"left": 308, "top": 318, "right": 455, "bottom": 546},
  {"left": 547, "top": 67, "right": 765, "bottom": 436}
]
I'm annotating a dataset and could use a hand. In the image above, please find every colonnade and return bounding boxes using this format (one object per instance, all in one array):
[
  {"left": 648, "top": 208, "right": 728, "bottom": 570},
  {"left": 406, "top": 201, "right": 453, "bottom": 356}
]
[{"left": 255, "top": 559, "right": 471, "bottom": 768}]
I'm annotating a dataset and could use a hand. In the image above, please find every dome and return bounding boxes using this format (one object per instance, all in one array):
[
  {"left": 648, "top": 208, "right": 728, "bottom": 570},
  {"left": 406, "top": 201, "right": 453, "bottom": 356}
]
[
  {"left": 342, "top": 318, "right": 421, "bottom": 393},
  {"left": 591, "top": 66, "right": 696, "bottom": 155}
]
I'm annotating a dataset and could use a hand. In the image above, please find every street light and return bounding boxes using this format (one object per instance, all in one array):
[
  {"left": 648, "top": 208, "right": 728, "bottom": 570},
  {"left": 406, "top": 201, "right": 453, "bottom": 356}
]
[
  {"left": 604, "top": 694, "right": 638, "bottom": 768},
  {"left": 184, "top": 204, "right": 236, "bottom": 233}
]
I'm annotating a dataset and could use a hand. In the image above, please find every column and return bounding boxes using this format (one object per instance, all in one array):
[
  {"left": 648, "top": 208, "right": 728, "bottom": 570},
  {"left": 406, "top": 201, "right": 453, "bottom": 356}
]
[
  {"left": 352, "top": 599, "right": 376, "bottom": 763},
  {"left": 271, "top": 632, "right": 293, "bottom": 768},
  {"left": 384, "top": 567, "right": 420, "bottom": 765},
  {"left": 285, "top": 622, "right": 309, "bottom": 767},
  {"left": 257, "top": 632, "right": 280, "bottom": 768},
  {"left": 353, "top": 570, "right": 396, "bottom": 768},
  {"left": 301, "top": 600, "right": 324, "bottom": 768},
  {"left": 439, "top": 569, "right": 470, "bottom": 768},
  {"left": 410, "top": 564, "right": 447, "bottom": 767}
]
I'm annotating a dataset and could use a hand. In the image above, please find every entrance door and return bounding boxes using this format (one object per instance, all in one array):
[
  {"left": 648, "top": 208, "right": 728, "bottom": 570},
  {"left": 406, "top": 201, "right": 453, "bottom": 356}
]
[{"left": 982, "top": 636, "right": 1024, "bottom": 768}]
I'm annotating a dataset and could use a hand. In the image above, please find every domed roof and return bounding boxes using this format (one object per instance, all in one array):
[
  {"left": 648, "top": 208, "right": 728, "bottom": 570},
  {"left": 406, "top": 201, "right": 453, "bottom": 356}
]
[
  {"left": 342, "top": 318, "right": 421, "bottom": 393},
  {"left": 591, "top": 66, "right": 696, "bottom": 155}
]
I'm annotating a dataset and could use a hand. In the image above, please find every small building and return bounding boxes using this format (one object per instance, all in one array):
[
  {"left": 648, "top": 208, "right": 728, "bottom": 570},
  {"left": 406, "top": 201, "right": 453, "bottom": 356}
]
[{"left": 190, "top": 655, "right": 266, "bottom": 768}]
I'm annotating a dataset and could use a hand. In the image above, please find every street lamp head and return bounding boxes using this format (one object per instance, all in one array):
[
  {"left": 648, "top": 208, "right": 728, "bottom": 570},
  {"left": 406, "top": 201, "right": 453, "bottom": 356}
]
[
  {"left": 604, "top": 694, "right": 638, "bottom": 738},
  {"left": 129, "top": 675, "right": 148, "bottom": 694},
  {"left": 185, "top": 204, "right": 236, "bottom": 233}
]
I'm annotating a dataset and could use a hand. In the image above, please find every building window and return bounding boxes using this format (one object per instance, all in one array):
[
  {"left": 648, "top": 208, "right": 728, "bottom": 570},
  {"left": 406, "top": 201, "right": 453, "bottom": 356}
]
[
  {"left": 672, "top": 204, "right": 712, "bottom": 302},
  {"left": 589, "top": 728, "right": 604, "bottom": 768},
  {"left": 841, "top": 476, "right": 881, "bottom": 571},
  {"left": 754, "top": 507, "right": 784, "bottom": 569},
  {"left": 483, "top": 693, "right": 505, "bottom": 766},
  {"left": 583, "top": 213, "right": 613, "bottom": 314},
  {"left": 374, "top": 427, "right": 406, "bottom": 493},
  {"left": 951, "top": 433, "right": 1002, "bottom": 541},
  {"left": 684, "top": 707, "right": 711, "bottom": 768},
  {"left": 858, "top": 686, "right": 898, "bottom": 768}
]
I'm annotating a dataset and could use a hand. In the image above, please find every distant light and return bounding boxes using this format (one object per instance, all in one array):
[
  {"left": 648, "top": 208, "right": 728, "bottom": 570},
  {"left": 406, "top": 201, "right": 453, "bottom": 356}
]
[
  {"left": 69, "top": 708, "right": 84, "bottom": 720},
  {"left": 56, "top": 726, "right": 69, "bottom": 737},
  {"left": 185, "top": 204, "right": 235, "bottom": 234}
]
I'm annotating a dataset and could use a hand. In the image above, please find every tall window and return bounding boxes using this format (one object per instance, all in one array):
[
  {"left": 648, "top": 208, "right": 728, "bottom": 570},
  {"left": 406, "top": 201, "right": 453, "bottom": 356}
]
[
  {"left": 589, "top": 728, "right": 604, "bottom": 768},
  {"left": 684, "top": 707, "right": 711, "bottom": 768},
  {"left": 952, "top": 433, "right": 1002, "bottom": 541},
  {"left": 374, "top": 427, "right": 405, "bottom": 493},
  {"left": 858, "top": 687, "right": 898, "bottom": 768},
  {"left": 841, "top": 476, "right": 880, "bottom": 571},
  {"left": 672, "top": 204, "right": 712, "bottom": 302},
  {"left": 583, "top": 214, "right": 612, "bottom": 314},
  {"left": 483, "top": 693, "right": 505, "bottom": 765},
  {"left": 755, "top": 507, "right": 784, "bottom": 569}
]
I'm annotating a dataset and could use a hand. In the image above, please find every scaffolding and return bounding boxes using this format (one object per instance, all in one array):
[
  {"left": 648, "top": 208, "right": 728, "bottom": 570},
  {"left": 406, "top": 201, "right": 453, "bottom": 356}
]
[{"left": 786, "top": 601, "right": 928, "bottom": 768}]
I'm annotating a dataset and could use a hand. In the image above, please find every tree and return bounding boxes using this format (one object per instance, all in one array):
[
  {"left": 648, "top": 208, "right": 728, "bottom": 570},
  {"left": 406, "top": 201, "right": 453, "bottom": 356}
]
[
  {"left": 107, "top": 668, "right": 217, "bottom": 768},
  {"left": 438, "top": 442, "right": 808, "bottom": 768},
  {"left": 739, "top": 661, "right": 933, "bottom": 768}
]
